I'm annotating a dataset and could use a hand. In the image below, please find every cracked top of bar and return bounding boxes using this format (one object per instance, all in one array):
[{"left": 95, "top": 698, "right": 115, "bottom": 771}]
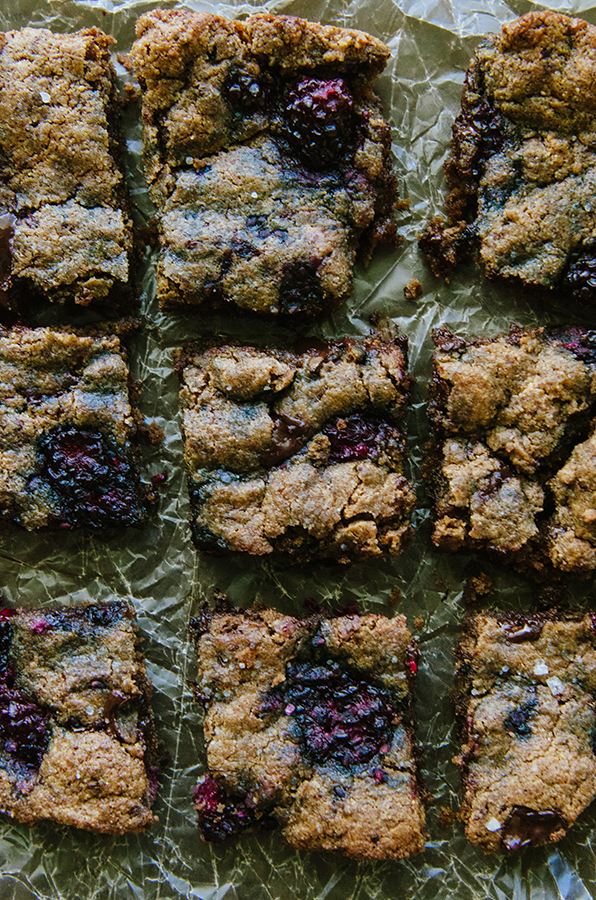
[
  {"left": 455, "top": 611, "right": 596, "bottom": 852},
  {"left": 0, "top": 600, "right": 164, "bottom": 833},
  {"left": 426, "top": 325, "right": 596, "bottom": 575},
  {"left": 132, "top": 10, "right": 399, "bottom": 316},
  {"left": 420, "top": 11, "right": 596, "bottom": 309},
  {"left": 191, "top": 605, "right": 425, "bottom": 859},
  {"left": 0, "top": 27, "right": 133, "bottom": 307},
  {"left": 174, "top": 335, "right": 415, "bottom": 562},
  {"left": 0, "top": 325, "right": 149, "bottom": 530}
]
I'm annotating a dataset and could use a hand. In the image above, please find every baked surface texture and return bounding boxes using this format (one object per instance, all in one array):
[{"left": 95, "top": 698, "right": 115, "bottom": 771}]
[
  {"left": 0, "top": 27, "right": 133, "bottom": 307},
  {"left": 427, "top": 325, "right": 596, "bottom": 575},
  {"left": 191, "top": 605, "right": 426, "bottom": 860},
  {"left": 0, "top": 600, "right": 163, "bottom": 833},
  {"left": 131, "top": 10, "right": 399, "bottom": 316},
  {"left": 174, "top": 335, "right": 415, "bottom": 562},
  {"left": 455, "top": 612, "right": 596, "bottom": 852},
  {"left": 420, "top": 11, "right": 596, "bottom": 305},
  {"left": 0, "top": 325, "right": 149, "bottom": 530}
]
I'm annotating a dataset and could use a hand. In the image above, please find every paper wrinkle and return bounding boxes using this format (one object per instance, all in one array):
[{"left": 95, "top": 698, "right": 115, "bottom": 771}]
[{"left": 1, "top": 0, "right": 596, "bottom": 897}]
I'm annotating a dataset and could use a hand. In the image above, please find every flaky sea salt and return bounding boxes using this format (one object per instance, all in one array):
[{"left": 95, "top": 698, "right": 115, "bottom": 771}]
[{"left": 547, "top": 676, "right": 565, "bottom": 696}]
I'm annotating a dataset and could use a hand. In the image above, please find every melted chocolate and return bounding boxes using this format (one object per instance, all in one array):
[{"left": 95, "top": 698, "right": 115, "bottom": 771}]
[
  {"left": 260, "top": 413, "right": 310, "bottom": 466},
  {"left": 501, "top": 806, "right": 566, "bottom": 850}
]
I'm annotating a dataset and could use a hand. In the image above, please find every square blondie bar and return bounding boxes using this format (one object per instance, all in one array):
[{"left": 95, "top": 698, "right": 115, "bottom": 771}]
[
  {"left": 174, "top": 335, "right": 415, "bottom": 562},
  {"left": 427, "top": 326, "right": 596, "bottom": 573},
  {"left": 421, "top": 11, "right": 596, "bottom": 307},
  {"left": 0, "top": 27, "right": 133, "bottom": 307},
  {"left": 192, "top": 605, "right": 426, "bottom": 860},
  {"left": 0, "top": 326, "right": 150, "bottom": 529},
  {"left": 132, "top": 11, "right": 399, "bottom": 316},
  {"left": 0, "top": 600, "right": 163, "bottom": 833},
  {"left": 455, "top": 612, "right": 596, "bottom": 851}
]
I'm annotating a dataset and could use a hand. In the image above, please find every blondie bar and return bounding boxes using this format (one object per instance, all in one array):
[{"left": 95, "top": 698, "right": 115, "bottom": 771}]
[
  {"left": 132, "top": 10, "right": 399, "bottom": 316},
  {"left": 192, "top": 605, "right": 426, "bottom": 859},
  {"left": 455, "top": 612, "right": 596, "bottom": 851},
  {"left": 420, "top": 11, "right": 596, "bottom": 306},
  {"left": 174, "top": 335, "right": 415, "bottom": 562},
  {"left": 427, "top": 326, "right": 596, "bottom": 572},
  {"left": 0, "top": 325, "right": 150, "bottom": 529},
  {"left": 0, "top": 600, "right": 163, "bottom": 833},
  {"left": 0, "top": 27, "right": 132, "bottom": 307}
]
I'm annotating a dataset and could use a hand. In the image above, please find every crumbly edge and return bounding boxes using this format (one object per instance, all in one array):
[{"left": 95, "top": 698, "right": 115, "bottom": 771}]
[{"left": 190, "top": 602, "right": 427, "bottom": 859}]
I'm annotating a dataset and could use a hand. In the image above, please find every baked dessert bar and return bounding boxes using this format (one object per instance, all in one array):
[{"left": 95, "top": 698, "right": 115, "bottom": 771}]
[
  {"left": 0, "top": 600, "right": 163, "bottom": 833},
  {"left": 0, "top": 27, "right": 133, "bottom": 307},
  {"left": 455, "top": 612, "right": 596, "bottom": 851},
  {"left": 420, "top": 11, "right": 596, "bottom": 305},
  {"left": 131, "top": 10, "right": 399, "bottom": 316},
  {"left": 174, "top": 335, "right": 415, "bottom": 562},
  {"left": 427, "top": 325, "right": 596, "bottom": 572},
  {"left": 192, "top": 605, "right": 426, "bottom": 859},
  {"left": 0, "top": 325, "right": 151, "bottom": 530}
]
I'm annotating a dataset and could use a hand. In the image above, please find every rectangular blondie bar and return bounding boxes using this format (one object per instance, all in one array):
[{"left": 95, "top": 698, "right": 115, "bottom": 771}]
[
  {"left": 0, "top": 27, "right": 133, "bottom": 307},
  {"left": 0, "top": 600, "right": 163, "bottom": 833},
  {"left": 174, "top": 335, "right": 415, "bottom": 562},
  {"left": 192, "top": 605, "right": 426, "bottom": 859},
  {"left": 132, "top": 11, "right": 399, "bottom": 316},
  {"left": 455, "top": 611, "right": 596, "bottom": 851},
  {"left": 0, "top": 325, "right": 150, "bottom": 529},
  {"left": 427, "top": 326, "right": 596, "bottom": 574}
]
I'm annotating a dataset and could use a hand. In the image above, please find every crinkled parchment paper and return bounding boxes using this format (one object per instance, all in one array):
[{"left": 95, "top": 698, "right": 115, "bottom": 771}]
[{"left": 2, "top": 0, "right": 596, "bottom": 897}]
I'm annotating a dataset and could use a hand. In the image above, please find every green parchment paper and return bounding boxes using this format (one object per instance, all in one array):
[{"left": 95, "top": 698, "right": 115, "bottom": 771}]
[{"left": 1, "top": 0, "right": 596, "bottom": 897}]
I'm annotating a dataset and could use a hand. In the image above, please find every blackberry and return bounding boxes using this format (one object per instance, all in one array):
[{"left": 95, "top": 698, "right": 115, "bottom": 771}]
[
  {"left": 503, "top": 699, "right": 538, "bottom": 739},
  {"left": 194, "top": 775, "right": 255, "bottom": 842},
  {"left": 562, "top": 250, "right": 596, "bottom": 304},
  {"left": 280, "top": 77, "right": 355, "bottom": 169},
  {"left": 278, "top": 257, "right": 325, "bottom": 316},
  {"left": 323, "top": 416, "right": 394, "bottom": 462},
  {"left": 0, "top": 679, "right": 50, "bottom": 771},
  {"left": 453, "top": 93, "right": 508, "bottom": 180},
  {"left": 37, "top": 427, "right": 144, "bottom": 528},
  {"left": 223, "top": 68, "right": 270, "bottom": 113},
  {"left": 260, "top": 658, "right": 395, "bottom": 768},
  {"left": 0, "top": 620, "right": 49, "bottom": 773}
]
